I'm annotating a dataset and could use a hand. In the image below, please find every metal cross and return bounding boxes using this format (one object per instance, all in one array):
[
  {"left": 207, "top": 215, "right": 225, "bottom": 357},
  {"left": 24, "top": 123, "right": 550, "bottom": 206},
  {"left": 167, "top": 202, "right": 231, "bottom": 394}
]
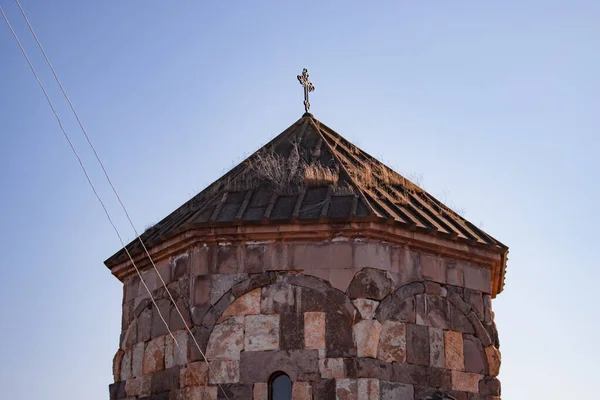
[{"left": 297, "top": 68, "right": 315, "bottom": 114}]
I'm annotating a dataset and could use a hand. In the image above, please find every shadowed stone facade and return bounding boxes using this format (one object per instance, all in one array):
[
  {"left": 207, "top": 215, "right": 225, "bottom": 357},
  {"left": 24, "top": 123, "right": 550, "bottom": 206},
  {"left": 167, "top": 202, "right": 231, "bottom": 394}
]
[{"left": 109, "top": 238, "right": 502, "bottom": 399}]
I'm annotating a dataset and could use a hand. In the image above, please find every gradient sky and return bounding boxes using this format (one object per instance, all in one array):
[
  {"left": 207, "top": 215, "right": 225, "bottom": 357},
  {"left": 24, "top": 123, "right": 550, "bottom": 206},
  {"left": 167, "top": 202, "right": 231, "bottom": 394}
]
[{"left": 1, "top": 1, "right": 598, "bottom": 399}]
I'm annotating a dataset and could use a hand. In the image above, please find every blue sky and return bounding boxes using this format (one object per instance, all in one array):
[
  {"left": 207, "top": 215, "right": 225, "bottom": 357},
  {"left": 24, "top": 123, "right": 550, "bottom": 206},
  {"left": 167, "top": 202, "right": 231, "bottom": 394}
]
[{"left": 1, "top": 1, "right": 598, "bottom": 398}]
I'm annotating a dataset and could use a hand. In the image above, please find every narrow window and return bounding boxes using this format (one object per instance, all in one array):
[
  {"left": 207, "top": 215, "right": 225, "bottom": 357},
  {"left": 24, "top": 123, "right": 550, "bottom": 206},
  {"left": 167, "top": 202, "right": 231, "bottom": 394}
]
[{"left": 269, "top": 372, "right": 292, "bottom": 400}]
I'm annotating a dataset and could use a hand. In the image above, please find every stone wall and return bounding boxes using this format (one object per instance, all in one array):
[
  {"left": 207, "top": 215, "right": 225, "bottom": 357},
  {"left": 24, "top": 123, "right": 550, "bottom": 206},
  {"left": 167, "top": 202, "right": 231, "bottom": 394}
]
[{"left": 110, "top": 239, "right": 501, "bottom": 399}]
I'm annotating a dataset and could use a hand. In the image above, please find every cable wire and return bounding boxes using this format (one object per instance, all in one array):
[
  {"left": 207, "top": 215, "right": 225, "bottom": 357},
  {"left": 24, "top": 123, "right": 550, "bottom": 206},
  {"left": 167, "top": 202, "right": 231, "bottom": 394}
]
[{"left": 2, "top": 5, "right": 221, "bottom": 399}]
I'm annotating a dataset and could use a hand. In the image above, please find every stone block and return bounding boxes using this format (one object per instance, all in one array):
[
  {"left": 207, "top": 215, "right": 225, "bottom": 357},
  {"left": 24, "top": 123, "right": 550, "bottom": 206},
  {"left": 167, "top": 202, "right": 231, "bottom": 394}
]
[
  {"left": 166, "top": 330, "right": 189, "bottom": 368},
  {"left": 109, "top": 381, "right": 125, "bottom": 400},
  {"left": 216, "top": 245, "right": 241, "bottom": 274},
  {"left": 137, "top": 308, "right": 152, "bottom": 342},
  {"left": 125, "top": 376, "right": 150, "bottom": 397},
  {"left": 180, "top": 361, "right": 208, "bottom": 387},
  {"left": 444, "top": 330, "right": 464, "bottom": 371},
  {"left": 319, "top": 358, "right": 345, "bottom": 379},
  {"left": 304, "top": 312, "right": 326, "bottom": 350},
  {"left": 209, "top": 360, "right": 240, "bottom": 384},
  {"left": 354, "top": 242, "right": 392, "bottom": 271},
  {"left": 392, "top": 363, "right": 427, "bottom": 386},
  {"left": 291, "top": 381, "right": 312, "bottom": 400},
  {"left": 429, "top": 327, "right": 445, "bottom": 368},
  {"left": 245, "top": 314, "right": 280, "bottom": 351},
  {"left": 349, "top": 358, "right": 393, "bottom": 381},
  {"left": 171, "top": 253, "right": 189, "bottom": 281},
  {"left": 151, "top": 299, "right": 171, "bottom": 339},
  {"left": 329, "top": 268, "right": 356, "bottom": 292},
  {"left": 415, "top": 294, "right": 451, "bottom": 329},
  {"left": 347, "top": 268, "right": 393, "bottom": 300},
  {"left": 467, "top": 312, "right": 492, "bottom": 347},
  {"left": 427, "top": 367, "right": 452, "bottom": 389},
  {"left": 336, "top": 379, "right": 358, "bottom": 400},
  {"left": 190, "top": 246, "right": 210, "bottom": 277},
  {"left": 451, "top": 370, "right": 482, "bottom": 393},
  {"left": 483, "top": 294, "right": 492, "bottom": 323},
  {"left": 280, "top": 312, "right": 304, "bottom": 350},
  {"left": 479, "top": 376, "right": 501, "bottom": 396},
  {"left": 206, "top": 316, "right": 244, "bottom": 360},
  {"left": 253, "top": 382, "right": 268, "bottom": 400},
  {"left": 292, "top": 242, "right": 353, "bottom": 270},
  {"left": 211, "top": 274, "right": 247, "bottom": 304},
  {"left": 221, "top": 288, "right": 261, "bottom": 318},
  {"left": 485, "top": 346, "right": 501, "bottom": 376},
  {"left": 380, "top": 380, "right": 414, "bottom": 400},
  {"left": 263, "top": 242, "right": 289, "bottom": 271},
  {"left": 192, "top": 275, "right": 211, "bottom": 307},
  {"left": 261, "top": 282, "right": 299, "bottom": 314},
  {"left": 357, "top": 378, "right": 379, "bottom": 399},
  {"left": 463, "top": 335, "right": 487, "bottom": 374},
  {"left": 151, "top": 366, "right": 180, "bottom": 394},
  {"left": 142, "top": 335, "right": 165, "bottom": 375},
  {"left": 353, "top": 320, "right": 382, "bottom": 358},
  {"left": 326, "top": 311, "right": 356, "bottom": 358},
  {"left": 132, "top": 342, "right": 145, "bottom": 378},
  {"left": 465, "top": 289, "right": 484, "bottom": 320},
  {"left": 239, "top": 350, "right": 319, "bottom": 382},
  {"left": 463, "top": 265, "right": 491, "bottom": 294},
  {"left": 353, "top": 298, "right": 379, "bottom": 320},
  {"left": 377, "top": 320, "right": 406, "bottom": 363},
  {"left": 174, "top": 386, "right": 217, "bottom": 400},
  {"left": 141, "top": 268, "right": 159, "bottom": 293},
  {"left": 421, "top": 254, "right": 445, "bottom": 284},
  {"left": 406, "top": 324, "right": 430, "bottom": 366},
  {"left": 244, "top": 245, "right": 265, "bottom": 273},
  {"left": 113, "top": 350, "right": 124, "bottom": 382},
  {"left": 120, "top": 348, "right": 132, "bottom": 381},
  {"left": 447, "top": 292, "right": 471, "bottom": 315},
  {"left": 445, "top": 260, "right": 463, "bottom": 286},
  {"left": 312, "top": 379, "right": 335, "bottom": 399}
]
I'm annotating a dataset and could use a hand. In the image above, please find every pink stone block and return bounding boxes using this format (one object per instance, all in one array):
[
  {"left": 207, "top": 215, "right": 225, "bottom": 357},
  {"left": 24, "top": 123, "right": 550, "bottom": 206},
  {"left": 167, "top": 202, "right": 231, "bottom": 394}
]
[
  {"left": 206, "top": 316, "right": 244, "bottom": 360},
  {"left": 209, "top": 360, "right": 240, "bottom": 384},
  {"left": 451, "top": 370, "right": 483, "bottom": 393},
  {"left": 336, "top": 379, "right": 358, "bottom": 400},
  {"left": 180, "top": 361, "right": 209, "bottom": 387},
  {"left": 352, "top": 298, "right": 380, "bottom": 320},
  {"left": 253, "top": 382, "right": 268, "bottom": 400},
  {"left": 444, "top": 330, "right": 464, "bottom": 371},
  {"left": 245, "top": 314, "right": 280, "bottom": 351},
  {"left": 304, "top": 312, "right": 326, "bottom": 350},
  {"left": 377, "top": 320, "right": 406, "bottom": 363},
  {"left": 142, "top": 336, "right": 165, "bottom": 375},
  {"left": 353, "top": 320, "right": 382, "bottom": 358},
  {"left": 485, "top": 345, "right": 501, "bottom": 376},
  {"left": 292, "top": 381, "right": 312, "bottom": 400},
  {"left": 222, "top": 288, "right": 261, "bottom": 318},
  {"left": 125, "top": 376, "right": 150, "bottom": 397}
]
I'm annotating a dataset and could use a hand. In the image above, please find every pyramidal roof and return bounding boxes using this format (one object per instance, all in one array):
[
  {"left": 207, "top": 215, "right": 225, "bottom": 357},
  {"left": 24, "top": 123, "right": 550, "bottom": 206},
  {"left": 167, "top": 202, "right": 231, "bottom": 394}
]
[{"left": 106, "top": 113, "right": 507, "bottom": 269}]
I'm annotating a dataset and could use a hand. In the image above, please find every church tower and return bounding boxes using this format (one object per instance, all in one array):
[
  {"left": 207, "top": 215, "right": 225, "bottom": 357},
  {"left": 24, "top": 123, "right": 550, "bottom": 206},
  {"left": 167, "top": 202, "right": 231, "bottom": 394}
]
[{"left": 106, "top": 70, "right": 507, "bottom": 400}]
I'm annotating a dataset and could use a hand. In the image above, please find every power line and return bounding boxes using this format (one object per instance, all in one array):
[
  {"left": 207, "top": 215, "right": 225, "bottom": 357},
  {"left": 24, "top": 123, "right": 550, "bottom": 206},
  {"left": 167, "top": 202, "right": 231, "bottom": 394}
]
[{"left": 2, "top": 4, "right": 223, "bottom": 399}]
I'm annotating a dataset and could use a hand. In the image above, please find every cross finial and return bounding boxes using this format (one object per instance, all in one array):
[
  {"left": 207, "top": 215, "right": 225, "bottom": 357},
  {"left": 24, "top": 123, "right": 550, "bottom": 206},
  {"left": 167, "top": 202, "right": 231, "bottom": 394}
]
[{"left": 297, "top": 68, "right": 315, "bottom": 114}]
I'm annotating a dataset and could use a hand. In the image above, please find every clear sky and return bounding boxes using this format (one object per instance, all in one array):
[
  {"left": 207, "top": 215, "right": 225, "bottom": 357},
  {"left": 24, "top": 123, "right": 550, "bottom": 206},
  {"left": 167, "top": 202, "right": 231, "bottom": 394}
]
[{"left": 1, "top": 1, "right": 598, "bottom": 399}]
